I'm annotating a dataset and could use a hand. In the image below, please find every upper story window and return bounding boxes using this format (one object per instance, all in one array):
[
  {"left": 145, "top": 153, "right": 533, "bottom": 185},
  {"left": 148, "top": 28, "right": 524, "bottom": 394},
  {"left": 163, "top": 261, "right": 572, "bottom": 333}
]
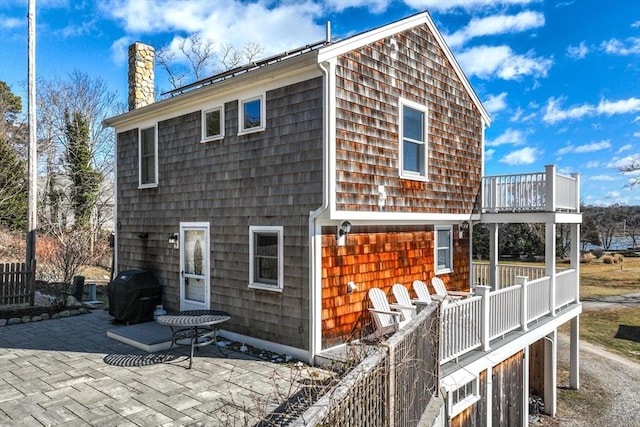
[
  {"left": 202, "top": 106, "right": 224, "bottom": 141},
  {"left": 239, "top": 95, "right": 265, "bottom": 134},
  {"left": 449, "top": 378, "right": 480, "bottom": 418},
  {"left": 399, "top": 99, "right": 428, "bottom": 180},
  {"left": 139, "top": 125, "right": 158, "bottom": 188},
  {"left": 249, "top": 226, "right": 283, "bottom": 292},
  {"left": 435, "top": 225, "right": 453, "bottom": 274}
]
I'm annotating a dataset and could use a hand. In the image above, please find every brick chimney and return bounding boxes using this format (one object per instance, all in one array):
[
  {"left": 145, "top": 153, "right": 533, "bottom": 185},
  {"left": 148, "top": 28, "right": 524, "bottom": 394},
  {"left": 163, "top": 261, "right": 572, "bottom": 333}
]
[{"left": 128, "top": 42, "right": 155, "bottom": 110}]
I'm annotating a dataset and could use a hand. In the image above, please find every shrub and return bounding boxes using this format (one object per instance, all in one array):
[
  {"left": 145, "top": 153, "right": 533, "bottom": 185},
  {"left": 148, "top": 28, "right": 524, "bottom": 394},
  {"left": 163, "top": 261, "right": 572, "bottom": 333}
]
[
  {"left": 580, "top": 253, "right": 595, "bottom": 264},
  {"left": 591, "top": 248, "right": 604, "bottom": 259},
  {"left": 602, "top": 255, "right": 614, "bottom": 264},
  {"left": 614, "top": 253, "right": 624, "bottom": 264}
]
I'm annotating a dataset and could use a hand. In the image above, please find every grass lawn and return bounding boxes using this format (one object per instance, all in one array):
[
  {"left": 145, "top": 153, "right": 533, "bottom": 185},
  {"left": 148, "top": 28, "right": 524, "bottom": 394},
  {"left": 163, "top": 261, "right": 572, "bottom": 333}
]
[{"left": 570, "top": 255, "right": 640, "bottom": 362}]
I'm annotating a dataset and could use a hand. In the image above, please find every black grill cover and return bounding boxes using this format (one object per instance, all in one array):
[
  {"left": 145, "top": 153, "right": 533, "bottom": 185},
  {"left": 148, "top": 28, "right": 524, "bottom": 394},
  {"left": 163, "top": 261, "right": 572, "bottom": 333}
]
[{"left": 108, "top": 270, "right": 162, "bottom": 324}]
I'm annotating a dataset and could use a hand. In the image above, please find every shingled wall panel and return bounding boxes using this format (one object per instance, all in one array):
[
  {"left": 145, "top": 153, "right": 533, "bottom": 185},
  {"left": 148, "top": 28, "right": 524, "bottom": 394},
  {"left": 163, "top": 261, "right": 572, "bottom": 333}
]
[
  {"left": 320, "top": 225, "right": 470, "bottom": 349},
  {"left": 116, "top": 77, "right": 323, "bottom": 350},
  {"left": 333, "top": 24, "right": 483, "bottom": 213}
]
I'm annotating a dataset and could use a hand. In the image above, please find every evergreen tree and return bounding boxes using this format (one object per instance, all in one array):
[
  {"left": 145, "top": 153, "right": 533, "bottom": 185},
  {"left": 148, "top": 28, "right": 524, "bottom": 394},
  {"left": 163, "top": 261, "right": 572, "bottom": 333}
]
[{"left": 64, "top": 110, "right": 102, "bottom": 228}]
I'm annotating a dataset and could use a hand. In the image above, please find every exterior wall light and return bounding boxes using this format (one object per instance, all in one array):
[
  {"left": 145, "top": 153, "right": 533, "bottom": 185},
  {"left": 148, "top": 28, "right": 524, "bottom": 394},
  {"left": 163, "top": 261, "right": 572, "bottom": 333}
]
[
  {"left": 459, "top": 221, "right": 470, "bottom": 238},
  {"left": 347, "top": 281, "right": 357, "bottom": 294},
  {"left": 168, "top": 233, "right": 179, "bottom": 249},
  {"left": 337, "top": 221, "right": 352, "bottom": 246}
]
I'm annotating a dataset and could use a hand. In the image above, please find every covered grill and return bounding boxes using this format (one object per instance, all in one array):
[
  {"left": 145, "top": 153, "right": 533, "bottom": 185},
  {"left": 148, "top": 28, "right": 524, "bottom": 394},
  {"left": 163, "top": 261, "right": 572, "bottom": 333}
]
[{"left": 108, "top": 270, "right": 162, "bottom": 324}]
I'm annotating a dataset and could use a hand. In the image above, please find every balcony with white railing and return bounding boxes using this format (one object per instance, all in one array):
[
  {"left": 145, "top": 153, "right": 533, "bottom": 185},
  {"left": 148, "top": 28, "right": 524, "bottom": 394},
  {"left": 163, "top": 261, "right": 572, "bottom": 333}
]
[
  {"left": 439, "top": 269, "right": 580, "bottom": 364},
  {"left": 482, "top": 165, "right": 580, "bottom": 213}
]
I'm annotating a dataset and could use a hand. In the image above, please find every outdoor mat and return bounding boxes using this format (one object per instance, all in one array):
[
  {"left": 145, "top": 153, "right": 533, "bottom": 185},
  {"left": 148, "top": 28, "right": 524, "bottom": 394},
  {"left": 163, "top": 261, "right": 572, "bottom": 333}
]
[
  {"left": 103, "top": 352, "right": 179, "bottom": 367},
  {"left": 614, "top": 324, "right": 640, "bottom": 343}
]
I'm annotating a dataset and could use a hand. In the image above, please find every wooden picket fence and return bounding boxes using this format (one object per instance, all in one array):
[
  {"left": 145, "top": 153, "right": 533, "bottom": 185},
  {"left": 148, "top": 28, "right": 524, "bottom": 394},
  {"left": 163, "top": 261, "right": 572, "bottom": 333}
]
[{"left": 0, "top": 260, "right": 36, "bottom": 306}]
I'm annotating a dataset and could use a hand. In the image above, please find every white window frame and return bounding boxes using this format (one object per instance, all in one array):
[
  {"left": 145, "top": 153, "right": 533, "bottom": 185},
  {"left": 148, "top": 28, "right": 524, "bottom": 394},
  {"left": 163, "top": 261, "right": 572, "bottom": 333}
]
[
  {"left": 138, "top": 124, "right": 158, "bottom": 188},
  {"left": 435, "top": 225, "right": 453, "bottom": 274},
  {"left": 238, "top": 94, "right": 265, "bottom": 135},
  {"left": 201, "top": 106, "right": 224, "bottom": 142},
  {"left": 399, "top": 98, "right": 428, "bottom": 181},
  {"left": 249, "top": 225, "right": 284, "bottom": 292},
  {"left": 448, "top": 378, "right": 480, "bottom": 418}
]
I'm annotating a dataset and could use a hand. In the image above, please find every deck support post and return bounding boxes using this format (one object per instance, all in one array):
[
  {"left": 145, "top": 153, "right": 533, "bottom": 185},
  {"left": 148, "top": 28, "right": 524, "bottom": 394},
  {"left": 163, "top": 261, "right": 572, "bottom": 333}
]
[
  {"left": 543, "top": 329, "right": 557, "bottom": 416},
  {"left": 476, "top": 286, "right": 491, "bottom": 351},
  {"left": 485, "top": 367, "right": 493, "bottom": 427},
  {"left": 545, "top": 223, "right": 556, "bottom": 316},
  {"left": 523, "top": 345, "right": 530, "bottom": 427},
  {"left": 516, "top": 276, "right": 528, "bottom": 331},
  {"left": 489, "top": 223, "right": 499, "bottom": 290},
  {"left": 570, "top": 316, "right": 580, "bottom": 390}
]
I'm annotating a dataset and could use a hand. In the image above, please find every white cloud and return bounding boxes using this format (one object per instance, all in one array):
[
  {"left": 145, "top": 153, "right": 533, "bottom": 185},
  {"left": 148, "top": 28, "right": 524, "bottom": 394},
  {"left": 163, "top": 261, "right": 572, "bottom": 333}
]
[
  {"left": 556, "top": 140, "right": 611, "bottom": 155},
  {"left": 102, "top": 0, "right": 325, "bottom": 58},
  {"left": 618, "top": 144, "right": 633, "bottom": 153},
  {"left": 499, "top": 146, "right": 538, "bottom": 165},
  {"left": 445, "top": 11, "right": 544, "bottom": 48},
  {"left": 403, "top": 0, "right": 540, "bottom": 12},
  {"left": 110, "top": 36, "right": 132, "bottom": 65},
  {"left": 589, "top": 175, "right": 616, "bottom": 181},
  {"left": 601, "top": 37, "right": 640, "bottom": 55},
  {"left": 634, "top": 132, "right": 640, "bottom": 138},
  {"left": 456, "top": 45, "right": 552, "bottom": 80},
  {"left": 632, "top": 21, "right": 640, "bottom": 28},
  {"left": 485, "top": 148, "right": 495, "bottom": 161},
  {"left": 483, "top": 92, "right": 508, "bottom": 116},
  {"left": 324, "top": 0, "right": 392, "bottom": 13},
  {"left": 566, "top": 41, "right": 588, "bottom": 59},
  {"left": 606, "top": 155, "right": 640, "bottom": 170},
  {"left": 487, "top": 128, "right": 525, "bottom": 147},
  {"left": 584, "top": 161, "right": 600, "bottom": 168},
  {"left": 0, "top": 15, "right": 23, "bottom": 30},
  {"left": 543, "top": 97, "right": 640, "bottom": 123}
]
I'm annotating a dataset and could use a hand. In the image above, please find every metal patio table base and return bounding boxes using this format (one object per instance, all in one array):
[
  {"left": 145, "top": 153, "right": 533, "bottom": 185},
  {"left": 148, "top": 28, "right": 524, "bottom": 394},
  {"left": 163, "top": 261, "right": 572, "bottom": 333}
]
[{"left": 156, "top": 310, "right": 231, "bottom": 369}]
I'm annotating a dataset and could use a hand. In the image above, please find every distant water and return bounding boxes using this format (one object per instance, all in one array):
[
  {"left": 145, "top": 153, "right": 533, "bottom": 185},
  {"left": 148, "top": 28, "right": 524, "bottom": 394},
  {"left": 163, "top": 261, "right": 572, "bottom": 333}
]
[{"left": 585, "top": 236, "right": 638, "bottom": 251}]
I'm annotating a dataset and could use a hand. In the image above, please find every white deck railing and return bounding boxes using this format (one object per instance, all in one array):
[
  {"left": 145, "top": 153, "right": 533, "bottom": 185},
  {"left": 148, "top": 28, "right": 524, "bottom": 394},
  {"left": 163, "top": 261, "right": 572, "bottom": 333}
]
[
  {"left": 440, "top": 269, "right": 578, "bottom": 364},
  {"left": 473, "top": 263, "right": 549, "bottom": 289},
  {"left": 482, "top": 165, "right": 580, "bottom": 213}
]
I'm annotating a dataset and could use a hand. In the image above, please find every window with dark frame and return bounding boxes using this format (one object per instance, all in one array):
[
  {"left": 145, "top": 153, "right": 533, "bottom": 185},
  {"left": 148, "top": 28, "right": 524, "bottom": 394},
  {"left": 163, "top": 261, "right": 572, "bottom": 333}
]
[{"left": 203, "top": 107, "right": 222, "bottom": 140}]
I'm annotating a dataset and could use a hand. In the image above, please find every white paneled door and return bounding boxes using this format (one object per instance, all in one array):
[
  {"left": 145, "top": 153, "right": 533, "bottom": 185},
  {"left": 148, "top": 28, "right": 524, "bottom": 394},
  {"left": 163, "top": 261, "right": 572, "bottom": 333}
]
[{"left": 180, "top": 222, "right": 210, "bottom": 311}]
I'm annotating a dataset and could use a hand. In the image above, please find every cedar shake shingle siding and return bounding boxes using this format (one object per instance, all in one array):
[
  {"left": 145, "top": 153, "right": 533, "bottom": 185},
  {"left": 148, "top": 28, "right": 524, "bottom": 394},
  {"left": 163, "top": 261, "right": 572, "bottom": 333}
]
[
  {"left": 334, "top": 24, "right": 483, "bottom": 213},
  {"left": 320, "top": 225, "right": 470, "bottom": 348},
  {"left": 115, "top": 77, "right": 324, "bottom": 350}
]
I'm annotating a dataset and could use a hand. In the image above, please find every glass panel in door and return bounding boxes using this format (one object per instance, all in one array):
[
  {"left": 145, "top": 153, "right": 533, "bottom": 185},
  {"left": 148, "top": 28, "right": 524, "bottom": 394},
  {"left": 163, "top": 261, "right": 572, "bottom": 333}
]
[{"left": 180, "top": 223, "right": 210, "bottom": 310}]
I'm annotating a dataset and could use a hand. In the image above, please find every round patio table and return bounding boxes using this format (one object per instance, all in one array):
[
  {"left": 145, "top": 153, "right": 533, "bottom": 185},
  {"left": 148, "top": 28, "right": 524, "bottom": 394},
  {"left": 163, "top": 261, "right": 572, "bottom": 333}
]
[{"left": 156, "top": 310, "right": 230, "bottom": 369}]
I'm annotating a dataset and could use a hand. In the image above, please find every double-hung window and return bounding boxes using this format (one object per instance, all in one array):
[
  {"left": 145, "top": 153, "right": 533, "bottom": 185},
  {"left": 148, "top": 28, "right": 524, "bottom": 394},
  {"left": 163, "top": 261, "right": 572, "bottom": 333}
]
[
  {"left": 249, "top": 226, "right": 283, "bottom": 291},
  {"left": 239, "top": 95, "right": 265, "bottom": 134},
  {"left": 202, "top": 106, "right": 224, "bottom": 141},
  {"left": 139, "top": 125, "right": 158, "bottom": 188},
  {"left": 400, "top": 99, "right": 428, "bottom": 180},
  {"left": 435, "top": 225, "right": 453, "bottom": 274}
]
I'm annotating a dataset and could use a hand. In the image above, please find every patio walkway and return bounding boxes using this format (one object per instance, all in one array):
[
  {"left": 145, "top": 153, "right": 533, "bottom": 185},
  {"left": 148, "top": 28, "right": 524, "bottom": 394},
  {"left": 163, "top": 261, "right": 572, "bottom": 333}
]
[{"left": 0, "top": 309, "right": 317, "bottom": 426}]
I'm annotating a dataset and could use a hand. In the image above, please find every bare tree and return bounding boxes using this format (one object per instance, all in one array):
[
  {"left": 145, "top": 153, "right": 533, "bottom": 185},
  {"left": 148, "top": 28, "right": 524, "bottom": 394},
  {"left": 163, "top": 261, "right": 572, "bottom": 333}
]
[
  {"left": 619, "top": 156, "right": 640, "bottom": 188},
  {"left": 157, "top": 34, "right": 264, "bottom": 90}
]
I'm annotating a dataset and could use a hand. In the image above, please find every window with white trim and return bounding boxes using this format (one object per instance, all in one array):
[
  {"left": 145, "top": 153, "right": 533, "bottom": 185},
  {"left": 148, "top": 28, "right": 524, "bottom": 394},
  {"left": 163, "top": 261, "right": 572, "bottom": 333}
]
[
  {"left": 202, "top": 106, "right": 223, "bottom": 141},
  {"left": 249, "top": 226, "right": 283, "bottom": 291},
  {"left": 435, "top": 225, "right": 453, "bottom": 274},
  {"left": 399, "top": 99, "right": 428, "bottom": 180},
  {"left": 239, "top": 95, "right": 265, "bottom": 134},
  {"left": 448, "top": 378, "right": 480, "bottom": 418},
  {"left": 139, "top": 125, "right": 158, "bottom": 187}
]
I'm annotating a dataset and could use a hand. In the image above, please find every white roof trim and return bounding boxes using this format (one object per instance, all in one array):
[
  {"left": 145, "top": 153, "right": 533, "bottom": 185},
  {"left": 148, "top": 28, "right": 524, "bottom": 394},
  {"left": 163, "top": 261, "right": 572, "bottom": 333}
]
[{"left": 318, "top": 11, "right": 491, "bottom": 125}]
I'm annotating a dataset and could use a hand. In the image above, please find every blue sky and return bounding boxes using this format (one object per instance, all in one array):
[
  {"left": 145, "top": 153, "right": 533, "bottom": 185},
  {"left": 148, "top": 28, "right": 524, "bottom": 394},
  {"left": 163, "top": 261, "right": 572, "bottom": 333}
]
[{"left": 1, "top": 0, "right": 639, "bottom": 206}]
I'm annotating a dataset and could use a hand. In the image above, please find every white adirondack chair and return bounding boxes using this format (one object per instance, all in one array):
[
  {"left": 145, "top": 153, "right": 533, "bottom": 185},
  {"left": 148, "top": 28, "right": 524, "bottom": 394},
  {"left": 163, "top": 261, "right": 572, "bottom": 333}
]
[
  {"left": 431, "top": 277, "right": 473, "bottom": 301},
  {"left": 368, "top": 288, "right": 408, "bottom": 330},
  {"left": 412, "top": 280, "right": 434, "bottom": 305},
  {"left": 391, "top": 284, "right": 417, "bottom": 321}
]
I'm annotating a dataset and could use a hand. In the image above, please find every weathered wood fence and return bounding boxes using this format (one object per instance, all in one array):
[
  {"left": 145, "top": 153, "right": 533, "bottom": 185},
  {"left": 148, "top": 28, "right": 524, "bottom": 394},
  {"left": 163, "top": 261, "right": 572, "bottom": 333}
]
[
  {"left": 0, "top": 260, "right": 36, "bottom": 306},
  {"left": 294, "top": 303, "right": 441, "bottom": 426}
]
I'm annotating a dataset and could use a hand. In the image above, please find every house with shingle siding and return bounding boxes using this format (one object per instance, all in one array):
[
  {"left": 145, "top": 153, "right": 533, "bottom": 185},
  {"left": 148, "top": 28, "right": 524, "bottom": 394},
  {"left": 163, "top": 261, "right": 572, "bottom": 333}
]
[{"left": 105, "top": 11, "right": 582, "bottom": 426}]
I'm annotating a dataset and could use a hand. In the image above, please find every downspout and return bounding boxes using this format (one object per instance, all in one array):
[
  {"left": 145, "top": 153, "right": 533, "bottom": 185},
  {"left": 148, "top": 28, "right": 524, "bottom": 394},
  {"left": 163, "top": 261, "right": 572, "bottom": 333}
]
[{"left": 308, "top": 58, "right": 335, "bottom": 364}]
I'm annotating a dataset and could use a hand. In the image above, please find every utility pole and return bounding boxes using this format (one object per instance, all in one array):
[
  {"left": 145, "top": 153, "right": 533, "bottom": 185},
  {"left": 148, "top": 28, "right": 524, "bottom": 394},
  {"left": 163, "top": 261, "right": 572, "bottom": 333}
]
[{"left": 26, "top": 0, "right": 37, "bottom": 266}]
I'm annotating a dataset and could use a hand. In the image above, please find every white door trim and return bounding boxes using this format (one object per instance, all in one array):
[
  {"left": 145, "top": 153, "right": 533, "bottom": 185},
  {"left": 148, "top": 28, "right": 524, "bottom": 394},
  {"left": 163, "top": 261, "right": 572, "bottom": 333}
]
[{"left": 179, "top": 222, "right": 210, "bottom": 311}]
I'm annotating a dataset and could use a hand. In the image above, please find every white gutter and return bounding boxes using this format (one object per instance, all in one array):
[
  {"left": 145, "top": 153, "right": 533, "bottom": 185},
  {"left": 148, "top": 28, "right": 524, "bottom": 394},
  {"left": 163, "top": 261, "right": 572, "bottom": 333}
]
[{"left": 308, "top": 58, "right": 336, "bottom": 364}]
